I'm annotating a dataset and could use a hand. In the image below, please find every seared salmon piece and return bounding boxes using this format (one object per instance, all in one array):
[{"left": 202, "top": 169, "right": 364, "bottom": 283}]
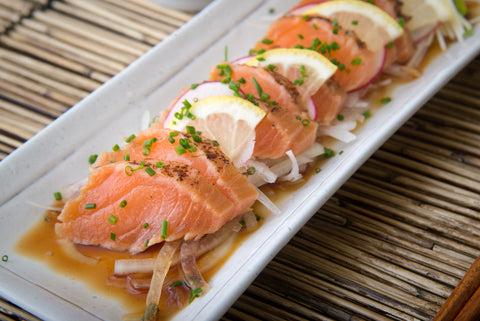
[
  {"left": 93, "top": 127, "right": 257, "bottom": 215},
  {"left": 312, "top": 79, "right": 347, "bottom": 124},
  {"left": 56, "top": 160, "right": 237, "bottom": 254},
  {"left": 254, "top": 15, "right": 385, "bottom": 92}
]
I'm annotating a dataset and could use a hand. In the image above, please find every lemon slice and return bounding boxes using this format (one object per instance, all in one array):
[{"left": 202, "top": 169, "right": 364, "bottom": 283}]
[
  {"left": 304, "top": 0, "right": 404, "bottom": 51},
  {"left": 245, "top": 48, "right": 337, "bottom": 105},
  {"left": 401, "top": 0, "right": 456, "bottom": 31},
  {"left": 165, "top": 95, "right": 266, "bottom": 167}
]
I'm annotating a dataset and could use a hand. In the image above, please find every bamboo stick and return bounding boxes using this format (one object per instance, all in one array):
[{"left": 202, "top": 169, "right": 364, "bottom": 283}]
[
  {"left": 0, "top": 109, "right": 45, "bottom": 134},
  {"left": 0, "top": 98, "right": 53, "bottom": 126},
  {"left": 0, "top": 48, "right": 102, "bottom": 91},
  {"left": 0, "top": 142, "right": 15, "bottom": 154},
  {"left": 100, "top": 0, "right": 187, "bottom": 30},
  {"left": 416, "top": 107, "right": 480, "bottom": 135},
  {"left": 32, "top": 10, "right": 150, "bottom": 56},
  {"left": 94, "top": 0, "right": 179, "bottom": 34},
  {"left": 10, "top": 26, "right": 126, "bottom": 75},
  {"left": 21, "top": 19, "right": 138, "bottom": 65},
  {"left": 0, "top": 59, "right": 89, "bottom": 101},
  {"left": 433, "top": 257, "right": 480, "bottom": 321},
  {"left": 122, "top": 0, "right": 193, "bottom": 22},
  {"left": 51, "top": 1, "right": 157, "bottom": 46},
  {"left": 0, "top": 0, "right": 34, "bottom": 15},
  {"left": 0, "top": 119, "right": 34, "bottom": 141},
  {"left": 0, "top": 133, "right": 23, "bottom": 148},
  {"left": 63, "top": 0, "right": 169, "bottom": 41},
  {"left": 0, "top": 69, "right": 79, "bottom": 107},
  {"left": 0, "top": 7, "right": 21, "bottom": 23}
]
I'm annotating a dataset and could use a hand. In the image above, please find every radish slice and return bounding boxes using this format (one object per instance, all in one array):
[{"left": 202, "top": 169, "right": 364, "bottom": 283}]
[
  {"left": 348, "top": 47, "right": 387, "bottom": 94},
  {"left": 231, "top": 55, "right": 254, "bottom": 65},
  {"left": 305, "top": 96, "right": 317, "bottom": 121},
  {"left": 411, "top": 23, "right": 439, "bottom": 43},
  {"left": 288, "top": 1, "right": 327, "bottom": 15},
  {"left": 163, "top": 81, "right": 240, "bottom": 127}
]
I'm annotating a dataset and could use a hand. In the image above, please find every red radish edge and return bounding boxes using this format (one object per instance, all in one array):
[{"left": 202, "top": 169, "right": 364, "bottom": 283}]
[
  {"left": 288, "top": 1, "right": 327, "bottom": 15},
  {"left": 231, "top": 55, "right": 254, "bottom": 65},
  {"left": 306, "top": 97, "right": 317, "bottom": 121},
  {"left": 411, "top": 23, "right": 439, "bottom": 43},
  {"left": 347, "top": 46, "right": 387, "bottom": 94}
]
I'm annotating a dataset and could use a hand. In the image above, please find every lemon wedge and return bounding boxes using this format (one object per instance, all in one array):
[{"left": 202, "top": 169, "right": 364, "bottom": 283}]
[
  {"left": 165, "top": 95, "right": 266, "bottom": 167},
  {"left": 304, "top": 0, "right": 404, "bottom": 51},
  {"left": 245, "top": 48, "right": 337, "bottom": 105}
]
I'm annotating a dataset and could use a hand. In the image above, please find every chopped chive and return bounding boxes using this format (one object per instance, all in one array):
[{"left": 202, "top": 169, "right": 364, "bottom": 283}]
[
  {"left": 142, "top": 147, "right": 150, "bottom": 156},
  {"left": 315, "top": 168, "right": 321, "bottom": 173},
  {"left": 189, "top": 287, "right": 203, "bottom": 303},
  {"left": 339, "top": 150, "right": 344, "bottom": 155},
  {"left": 85, "top": 203, "right": 96, "bottom": 209},
  {"left": 124, "top": 154, "right": 130, "bottom": 161},
  {"left": 464, "top": 28, "right": 473, "bottom": 37},
  {"left": 297, "top": 33, "right": 304, "bottom": 40},
  {"left": 186, "top": 126, "right": 196, "bottom": 134},
  {"left": 110, "top": 233, "right": 116, "bottom": 241},
  {"left": 190, "top": 83, "right": 199, "bottom": 90},
  {"left": 125, "top": 134, "right": 136, "bottom": 143},
  {"left": 380, "top": 97, "right": 392, "bottom": 105},
  {"left": 386, "top": 41, "right": 395, "bottom": 49},
  {"left": 332, "top": 18, "right": 339, "bottom": 26},
  {"left": 268, "top": 7, "right": 275, "bottom": 14},
  {"left": 170, "top": 281, "right": 186, "bottom": 287},
  {"left": 261, "top": 38, "right": 273, "bottom": 45},
  {"left": 351, "top": 20, "right": 358, "bottom": 25},
  {"left": 267, "top": 64, "right": 276, "bottom": 71},
  {"left": 1, "top": 255, "right": 8, "bottom": 262},
  {"left": 145, "top": 167, "right": 156, "bottom": 176},
  {"left": 302, "top": 119, "right": 310, "bottom": 126},
  {"left": 192, "top": 134, "right": 202, "bottom": 143},
  {"left": 53, "top": 192, "right": 62, "bottom": 201},
  {"left": 108, "top": 215, "right": 118, "bottom": 225},
  {"left": 455, "top": 0, "right": 468, "bottom": 16},
  {"left": 224, "top": 45, "right": 228, "bottom": 61},
  {"left": 119, "top": 200, "right": 127, "bottom": 208},
  {"left": 112, "top": 144, "right": 120, "bottom": 151},
  {"left": 332, "top": 27, "right": 338, "bottom": 35},
  {"left": 363, "top": 110, "right": 372, "bottom": 118},
  {"left": 351, "top": 57, "right": 362, "bottom": 66},
  {"left": 144, "top": 239, "right": 150, "bottom": 247},
  {"left": 246, "top": 167, "right": 256, "bottom": 175},
  {"left": 323, "top": 148, "right": 335, "bottom": 158},
  {"left": 156, "top": 161, "right": 164, "bottom": 168},
  {"left": 88, "top": 154, "right": 98, "bottom": 165},
  {"left": 313, "top": 23, "right": 318, "bottom": 30},
  {"left": 143, "top": 223, "right": 149, "bottom": 229},
  {"left": 161, "top": 220, "right": 168, "bottom": 239},
  {"left": 337, "top": 114, "right": 344, "bottom": 121},
  {"left": 398, "top": 18, "right": 405, "bottom": 28}
]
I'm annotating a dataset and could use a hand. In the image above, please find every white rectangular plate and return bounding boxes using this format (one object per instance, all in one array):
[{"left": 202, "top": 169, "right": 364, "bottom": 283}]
[{"left": 1, "top": 1, "right": 480, "bottom": 320}]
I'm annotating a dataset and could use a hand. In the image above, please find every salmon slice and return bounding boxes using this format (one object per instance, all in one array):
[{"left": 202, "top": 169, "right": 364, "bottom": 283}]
[
  {"left": 253, "top": 100, "right": 318, "bottom": 160},
  {"left": 209, "top": 63, "right": 317, "bottom": 159},
  {"left": 93, "top": 126, "right": 257, "bottom": 215},
  {"left": 210, "top": 63, "right": 306, "bottom": 116},
  {"left": 56, "top": 160, "right": 238, "bottom": 255},
  {"left": 254, "top": 15, "right": 385, "bottom": 92},
  {"left": 312, "top": 79, "right": 347, "bottom": 124}
]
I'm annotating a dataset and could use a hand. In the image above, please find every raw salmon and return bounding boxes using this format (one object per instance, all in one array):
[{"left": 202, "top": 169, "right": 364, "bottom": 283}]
[
  {"left": 312, "top": 79, "right": 347, "bottom": 124},
  {"left": 56, "top": 160, "right": 238, "bottom": 254},
  {"left": 209, "top": 63, "right": 317, "bottom": 159},
  {"left": 93, "top": 126, "right": 258, "bottom": 215},
  {"left": 254, "top": 15, "right": 385, "bottom": 92}
]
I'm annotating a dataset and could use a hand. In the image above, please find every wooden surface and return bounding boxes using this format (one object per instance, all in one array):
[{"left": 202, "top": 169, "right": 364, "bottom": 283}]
[{"left": 1, "top": 1, "right": 480, "bottom": 320}]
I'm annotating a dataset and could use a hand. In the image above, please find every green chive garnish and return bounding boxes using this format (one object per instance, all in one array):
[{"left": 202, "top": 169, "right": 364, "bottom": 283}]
[
  {"left": 125, "top": 134, "right": 136, "bottom": 143},
  {"left": 363, "top": 110, "right": 372, "bottom": 118},
  {"left": 1, "top": 255, "right": 8, "bottom": 262},
  {"left": 110, "top": 233, "right": 116, "bottom": 241},
  {"left": 145, "top": 239, "right": 150, "bottom": 247},
  {"left": 53, "top": 192, "right": 62, "bottom": 201},
  {"left": 351, "top": 57, "right": 362, "bottom": 66},
  {"left": 161, "top": 220, "right": 168, "bottom": 239},
  {"left": 85, "top": 203, "right": 96, "bottom": 209},
  {"left": 145, "top": 167, "right": 156, "bottom": 176},
  {"left": 189, "top": 287, "right": 203, "bottom": 303},
  {"left": 380, "top": 97, "right": 392, "bottom": 105},
  {"left": 119, "top": 200, "right": 127, "bottom": 208},
  {"left": 156, "top": 161, "right": 164, "bottom": 168},
  {"left": 108, "top": 215, "right": 118, "bottom": 225},
  {"left": 112, "top": 144, "right": 120, "bottom": 151},
  {"left": 246, "top": 167, "right": 256, "bottom": 175},
  {"left": 261, "top": 38, "right": 274, "bottom": 45},
  {"left": 124, "top": 154, "right": 130, "bottom": 161},
  {"left": 88, "top": 154, "right": 98, "bottom": 165},
  {"left": 143, "top": 223, "right": 149, "bottom": 229},
  {"left": 170, "top": 281, "right": 186, "bottom": 287}
]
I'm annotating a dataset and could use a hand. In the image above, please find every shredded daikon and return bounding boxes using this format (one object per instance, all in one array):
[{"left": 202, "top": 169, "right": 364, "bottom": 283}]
[{"left": 255, "top": 186, "right": 281, "bottom": 215}]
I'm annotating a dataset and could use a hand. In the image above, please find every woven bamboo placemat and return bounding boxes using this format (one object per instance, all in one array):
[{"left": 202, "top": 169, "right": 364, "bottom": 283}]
[{"left": 1, "top": 1, "right": 480, "bottom": 320}]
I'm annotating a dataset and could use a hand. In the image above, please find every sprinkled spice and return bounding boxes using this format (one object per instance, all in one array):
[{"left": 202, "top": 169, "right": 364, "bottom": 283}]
[
  {"left": 108, "top": 215, "right": 118, "bottom": 225},
  {"left": 85, "top": 203, "right": 96, "bottom": 209},
  {"left": 88, "top": 154, "right": 98, "bottom": 165},
  {"left": 53, "top": 192, "right": 62, "bottom": 201}
]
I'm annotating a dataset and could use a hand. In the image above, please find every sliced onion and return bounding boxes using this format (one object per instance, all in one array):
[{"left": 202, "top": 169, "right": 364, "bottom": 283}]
[
  {"left": 57, "top": 239, "right": 99, "bottom": 265},
  {"left": 255, "top": 187, "right": 281, "bottom": 215},
  {"left": 115, "top": 258, "right": 155, "bottom": 275},
  {"left": 305, "top": 96, "right": 317, "bottom": 121},
  {"left": 317, "top": 120, "right": 357, "bottom": 143},
  {"left": 144, "top": 240, "right": 181, "bottom": 321},
  {"left": 180, "top": 241, "right": 210, "bottom": 300},
  {"left": 27, "top": 201, "right": 63, "bottom": 212},
  {"left": 280, "top": 150, "right": 302, "bottom": 182},
  {"left": 410, "top": 23, "right": 439, "bottom": 43},
  {"left": 246, "top": 159, "right": 278, "bottom": 186},
  {"left": 242, "top": 211, "right": 258, "bottom": 233}
]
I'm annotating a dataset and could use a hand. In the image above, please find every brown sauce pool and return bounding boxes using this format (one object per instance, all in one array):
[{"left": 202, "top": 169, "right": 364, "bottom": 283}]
[{"left": 15, "top": 34, "right": 447, "bottom": 319}]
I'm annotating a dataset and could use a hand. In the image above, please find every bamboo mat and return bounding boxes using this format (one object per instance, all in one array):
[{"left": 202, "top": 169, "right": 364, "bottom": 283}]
[{"left": 1, "top": 1, "right": 480, "bottom": 321}]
